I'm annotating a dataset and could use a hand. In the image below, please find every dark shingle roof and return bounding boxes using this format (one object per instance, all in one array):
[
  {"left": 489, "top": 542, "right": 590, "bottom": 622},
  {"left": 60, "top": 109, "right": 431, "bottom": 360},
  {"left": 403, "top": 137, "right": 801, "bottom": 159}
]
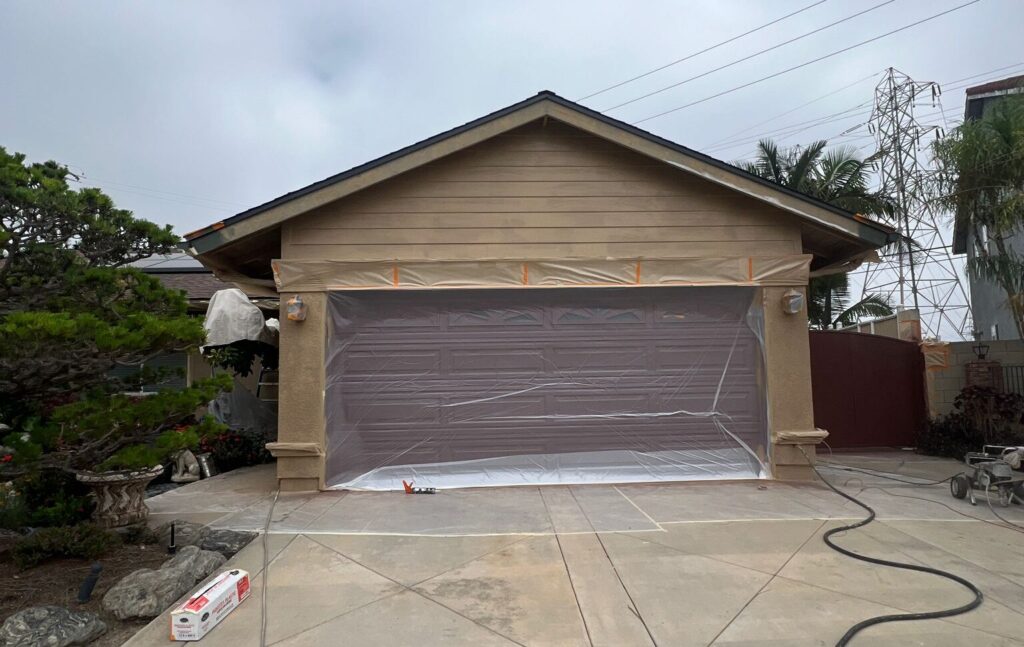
[{"left": 153, "top": 272, "right": 236, "bottom": 300}]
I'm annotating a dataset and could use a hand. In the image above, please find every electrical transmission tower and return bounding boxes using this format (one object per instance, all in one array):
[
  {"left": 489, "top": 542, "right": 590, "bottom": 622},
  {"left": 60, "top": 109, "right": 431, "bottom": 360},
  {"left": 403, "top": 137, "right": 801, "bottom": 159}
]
[{"left": 859, "top": 67, "right": 970, "bottom": 340}]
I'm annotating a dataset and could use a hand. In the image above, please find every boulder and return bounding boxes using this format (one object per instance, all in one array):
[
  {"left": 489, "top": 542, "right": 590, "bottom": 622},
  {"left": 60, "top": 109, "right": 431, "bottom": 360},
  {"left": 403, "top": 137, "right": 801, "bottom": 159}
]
[
  {"left": 156, "top": 520, "right": 210, "bottom": 548},
  {"left": 163, "top": 545, "right": 227, "bottom": 583},
  {"left": 101, "top": 546, "right": 226, "bottom": 620},
  {"left": 0, "top": 606, "right": 106, "bottom": 647},
  {"left": 200, "top": 529, "right": 256, "bottom": 558}
]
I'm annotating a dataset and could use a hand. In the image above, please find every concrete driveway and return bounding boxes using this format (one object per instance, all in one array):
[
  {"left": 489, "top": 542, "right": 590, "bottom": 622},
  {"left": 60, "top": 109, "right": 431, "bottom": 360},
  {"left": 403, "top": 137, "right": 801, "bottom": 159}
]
[{"left": 128, "top": 453, "right": 1024, "bottom": 646}]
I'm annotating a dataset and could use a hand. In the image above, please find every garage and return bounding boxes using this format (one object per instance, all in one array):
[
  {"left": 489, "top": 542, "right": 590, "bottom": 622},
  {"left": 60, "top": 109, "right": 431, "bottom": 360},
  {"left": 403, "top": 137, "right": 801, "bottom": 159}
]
[
  {"left": 324, "top": 287, "right": 767, "bottom": 488},
  {"left": 183, "top": 90, "right": 895, "bottom": 491}
]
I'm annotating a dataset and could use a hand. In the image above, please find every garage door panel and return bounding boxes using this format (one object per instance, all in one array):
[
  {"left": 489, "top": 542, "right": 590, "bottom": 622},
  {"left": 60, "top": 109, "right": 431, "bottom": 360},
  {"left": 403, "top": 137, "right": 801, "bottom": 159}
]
[
  {"left": 341, "top": 349, "right": 442, "bottom": 375},
  {"left": 449, "top": 348, "right": 546, "bottom": 374},
  {"left": 448, "top": 307, "right": 545, "bottom": 327},
  {"left": 551, "top": 306, "right": 647, "bottom": 326},
  {"left": 325, "top": 287, "right": 767, "bottom": 489},
  {"left": 548, "top": 345, "right": 651, "bottom": 372}
]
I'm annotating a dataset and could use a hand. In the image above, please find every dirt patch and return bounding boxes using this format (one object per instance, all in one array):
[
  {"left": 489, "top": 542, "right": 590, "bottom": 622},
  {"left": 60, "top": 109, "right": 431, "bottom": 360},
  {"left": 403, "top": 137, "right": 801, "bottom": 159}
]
[{"left": 0, "top": 536, "right": 170, "bottom": 646}]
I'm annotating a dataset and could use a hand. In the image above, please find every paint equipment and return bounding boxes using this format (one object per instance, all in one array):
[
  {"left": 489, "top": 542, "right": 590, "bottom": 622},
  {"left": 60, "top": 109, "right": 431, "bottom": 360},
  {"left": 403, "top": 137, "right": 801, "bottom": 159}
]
[{"left": 950, "top": 445, "right": 1024, "bottom": 507}]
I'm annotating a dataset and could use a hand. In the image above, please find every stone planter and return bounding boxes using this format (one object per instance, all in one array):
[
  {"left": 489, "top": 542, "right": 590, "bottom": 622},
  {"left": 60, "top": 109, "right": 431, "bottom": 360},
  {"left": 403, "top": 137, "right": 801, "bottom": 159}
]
[{"left": 75, "top": 465, "right": 164, "bottom": 528}]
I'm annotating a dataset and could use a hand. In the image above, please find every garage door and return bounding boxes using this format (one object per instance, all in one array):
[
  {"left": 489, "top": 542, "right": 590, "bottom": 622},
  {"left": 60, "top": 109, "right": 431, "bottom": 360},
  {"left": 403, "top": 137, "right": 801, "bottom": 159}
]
[{"left": 325, "top": 287, "right": 767, "bottom": 489}]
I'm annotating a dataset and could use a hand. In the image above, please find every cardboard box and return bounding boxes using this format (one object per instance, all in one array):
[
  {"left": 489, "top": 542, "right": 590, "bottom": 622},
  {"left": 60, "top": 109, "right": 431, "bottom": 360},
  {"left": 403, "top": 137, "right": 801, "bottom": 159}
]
[{"left": 170, "top": 569, "right": 251, "bottom": 641}]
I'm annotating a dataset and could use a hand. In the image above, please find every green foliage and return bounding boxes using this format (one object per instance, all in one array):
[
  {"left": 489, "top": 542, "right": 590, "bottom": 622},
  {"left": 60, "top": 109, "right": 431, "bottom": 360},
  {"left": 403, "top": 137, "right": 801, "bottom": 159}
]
[
  {"left": 918, "top": 385, "right": 1024, "bottom": 459},
  {"left": 0, "top": 146, "right": 234, "bottom": 522},
  {"left": 737, "top": 139, "right": 894, "bottom": 328},
  {"left": 0, "top": 484, "right": 29, "bottom": 529},
  {"left": 121, "top": 523, "right": 161, "bottom": 545},
  {"left": 3, "top": 376, "right": 231, "bottom": 473},
  {"left": 98, "top": 427, "right": 199, "bottom": 471},
  {"left": 204, "top": 340, "right": 279, "bottom": 377},
  {"left": 199, "top": 425, "right": 273, "bottom": 472},
  {"left": 932, "top": 93, "right": 1024, "bottom": 337},
  {"left": 0, "top": 146, "right": 204, "bottom": 411},
  {"left": 0, "top": 470, "right": 95, "bottom": 530},
  {"left": 737, "top": 139, "right": 892, "bottom": 217},
  {"left": 807, "top": 273, "right": 893, "bottom": 330},
  {"left": 11, "top": 524, "right": 121, "bottom": 569}
]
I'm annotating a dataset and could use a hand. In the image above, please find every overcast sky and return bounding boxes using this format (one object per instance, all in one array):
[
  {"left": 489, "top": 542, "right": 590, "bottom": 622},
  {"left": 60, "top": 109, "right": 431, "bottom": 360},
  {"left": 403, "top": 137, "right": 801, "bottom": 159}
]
[{"left": 2, "top": 0, "right": 1021, "bottom": 236}]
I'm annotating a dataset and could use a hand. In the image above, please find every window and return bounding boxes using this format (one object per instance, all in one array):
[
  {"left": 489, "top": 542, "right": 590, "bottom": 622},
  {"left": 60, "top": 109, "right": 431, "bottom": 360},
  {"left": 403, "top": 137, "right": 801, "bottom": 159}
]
[{"left": 991, "top": 323, "right": 1000, "bottom": 341}]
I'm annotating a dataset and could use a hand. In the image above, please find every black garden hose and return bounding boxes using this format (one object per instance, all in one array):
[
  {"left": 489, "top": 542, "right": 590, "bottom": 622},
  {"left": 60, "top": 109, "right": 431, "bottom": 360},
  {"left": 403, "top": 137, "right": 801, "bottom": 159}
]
[{"left": 804, "top": 452, "right": 984, "bottom": 645}]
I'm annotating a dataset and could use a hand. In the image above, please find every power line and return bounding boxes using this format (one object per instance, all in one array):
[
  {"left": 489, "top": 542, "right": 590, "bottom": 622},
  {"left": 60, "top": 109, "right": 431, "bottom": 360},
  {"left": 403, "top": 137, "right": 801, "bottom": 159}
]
[
  {"left": 707, "top": 64, "right": 1022, "bottom": 155},
  {"left": 82, "top": 176, "right": 247, "bottom": 208},
  {"left": 69, "top": 176, "right": 235, "bottom": 212},
  {"left": 705, "top": 104, "right": 872, "bottom": 153},
  {"left": 603, "top": 0, "right": 897, "bottom": 112},
  {"left": 632, "top": 0, "right": 983, "bottom": 125},
  {"left": 576, "top": 0, "right": 829, "bottom": 102},
  {"left": 942, "top": 60, "right": 1024, "bottom": 87},
  {"left": 703, "top": 71, "right": 881, "bottom": 149},
  {"left": 705, "top": 61, "right": 1021, "bottom": 152}
]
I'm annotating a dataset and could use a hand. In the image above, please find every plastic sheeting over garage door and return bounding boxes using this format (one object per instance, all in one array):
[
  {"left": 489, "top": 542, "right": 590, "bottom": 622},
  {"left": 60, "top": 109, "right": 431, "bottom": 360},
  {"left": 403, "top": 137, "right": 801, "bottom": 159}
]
[{"left": 325, "top": 287, "right": 768, "bottom": 490}]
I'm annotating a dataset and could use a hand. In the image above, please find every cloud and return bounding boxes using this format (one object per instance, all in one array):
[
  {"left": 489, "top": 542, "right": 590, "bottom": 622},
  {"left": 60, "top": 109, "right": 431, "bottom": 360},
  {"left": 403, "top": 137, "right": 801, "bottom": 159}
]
[{"left": 1, "top": 0, "right": 1021, "bottom": 235}]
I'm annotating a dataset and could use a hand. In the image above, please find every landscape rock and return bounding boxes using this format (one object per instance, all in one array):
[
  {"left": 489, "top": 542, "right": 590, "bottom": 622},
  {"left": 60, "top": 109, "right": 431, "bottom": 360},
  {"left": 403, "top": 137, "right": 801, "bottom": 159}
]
[
  {"left": 101, "top": 545, "right": 226, "bottom": 620},
  {"left": 163, "top": 544, "right": 227, "bottom": 582},
  {"left": 0, "top": 606, "right": 106, "bottom": 647},
  {"left": 200, "top": 529, "right": 256, "bottom": 558},
  {"left": 156, "top": 520, "right": 209, "bottom": 548}
]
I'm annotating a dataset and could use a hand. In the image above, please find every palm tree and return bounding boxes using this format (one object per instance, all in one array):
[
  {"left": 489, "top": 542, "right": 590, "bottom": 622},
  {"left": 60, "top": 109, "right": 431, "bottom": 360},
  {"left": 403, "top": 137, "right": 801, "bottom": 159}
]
[
  {"left": 807, "top": 273, "right": 894, "bottom": 330},
  {"left": 737, "top": 139, "right": 894, "bottom": 329}
]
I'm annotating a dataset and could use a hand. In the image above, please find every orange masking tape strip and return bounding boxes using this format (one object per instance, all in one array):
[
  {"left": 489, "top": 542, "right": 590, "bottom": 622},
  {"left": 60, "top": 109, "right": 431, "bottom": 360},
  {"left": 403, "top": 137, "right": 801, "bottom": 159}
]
[{"left": 392, "top": 265, "right": 399, "bottom": 287}]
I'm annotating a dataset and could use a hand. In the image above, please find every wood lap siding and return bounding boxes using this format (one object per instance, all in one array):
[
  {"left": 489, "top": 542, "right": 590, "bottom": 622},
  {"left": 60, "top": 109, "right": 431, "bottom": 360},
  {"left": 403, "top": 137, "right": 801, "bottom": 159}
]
[{"left": 282, "top": 120, "right": 802, "bottom": 261}]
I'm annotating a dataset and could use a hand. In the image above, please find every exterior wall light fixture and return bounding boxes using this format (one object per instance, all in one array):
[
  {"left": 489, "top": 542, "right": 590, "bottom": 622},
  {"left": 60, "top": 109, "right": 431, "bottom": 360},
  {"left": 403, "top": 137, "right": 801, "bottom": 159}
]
[
  {"left": 781, "top": 289, "right": 804, "bottom": 315},
  {"left": 286, "top": 295, "right": 307, "bottom": 322},
  {"left": 971, "top": 329, "right": 989, "bottom": 360}
]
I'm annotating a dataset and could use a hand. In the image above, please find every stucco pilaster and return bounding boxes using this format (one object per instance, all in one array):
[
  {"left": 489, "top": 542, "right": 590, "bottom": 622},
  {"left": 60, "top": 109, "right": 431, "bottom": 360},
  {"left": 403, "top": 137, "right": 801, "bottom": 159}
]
[
  {"left": 762, "top": 286, "right": 823, "bottom": 480},
  {"left": 267, "top": 292, "right": 327, "bottom": 491}
]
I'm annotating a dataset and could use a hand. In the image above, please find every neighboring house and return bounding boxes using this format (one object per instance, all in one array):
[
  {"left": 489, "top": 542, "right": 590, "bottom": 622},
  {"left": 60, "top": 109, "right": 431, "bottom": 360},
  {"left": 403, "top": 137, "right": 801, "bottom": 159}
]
[
  {"left": 951, "top": 74, "right": 1024, "bottom": 341},
  {"left": 183, "top": 91, "right": 894, "bottom": 492}
]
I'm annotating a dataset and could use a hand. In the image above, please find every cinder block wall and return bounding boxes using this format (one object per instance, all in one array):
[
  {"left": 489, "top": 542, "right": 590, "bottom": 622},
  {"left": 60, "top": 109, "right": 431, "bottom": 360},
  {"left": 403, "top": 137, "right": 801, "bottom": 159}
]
[{"left": 927, "top": 340, "right": 1024, "bottom": 416}]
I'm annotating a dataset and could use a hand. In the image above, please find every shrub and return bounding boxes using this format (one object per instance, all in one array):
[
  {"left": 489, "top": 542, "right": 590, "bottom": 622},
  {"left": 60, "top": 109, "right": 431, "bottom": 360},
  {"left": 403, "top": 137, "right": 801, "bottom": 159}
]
[
  {"left": 200, "top": 426, "right": 272, "bottom": 472},
  {"left": 918, "top": 385, "right": 1024, "bottom": 459},
  {"left": 12, "top": 524, "right": 121, "bottom": 568},
  {"left": 0, "top": 483, "right": 28, "bottom": 530},
  {"left": 0, "top": 470, "right": 93, "bottom": 530},
  {"left": 121, "top": 523, "right": 161, "bottom": 545}
]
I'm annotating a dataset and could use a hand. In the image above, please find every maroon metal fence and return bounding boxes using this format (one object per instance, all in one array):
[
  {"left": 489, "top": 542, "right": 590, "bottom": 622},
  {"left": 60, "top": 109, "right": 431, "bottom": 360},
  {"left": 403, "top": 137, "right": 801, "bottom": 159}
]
[{"left": 809, "top": 331, "right": 927, "bottom": 449}]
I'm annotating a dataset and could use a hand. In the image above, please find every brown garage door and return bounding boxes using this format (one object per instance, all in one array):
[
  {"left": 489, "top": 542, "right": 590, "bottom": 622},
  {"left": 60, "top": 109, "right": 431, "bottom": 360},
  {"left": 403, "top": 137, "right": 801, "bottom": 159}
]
[{"left": 325, "top": 287, "right": 767, "bottom": 488}]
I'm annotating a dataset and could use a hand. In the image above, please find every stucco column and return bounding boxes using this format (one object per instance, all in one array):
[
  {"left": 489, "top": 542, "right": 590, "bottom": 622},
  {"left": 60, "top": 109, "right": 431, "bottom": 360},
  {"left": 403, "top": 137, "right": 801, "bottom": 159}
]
[
  {"left": 762, "top": 286, "right": 825, "bottom": 480},
  {"left": 266, "top": 292, "right": 327, "bottom": 492}
]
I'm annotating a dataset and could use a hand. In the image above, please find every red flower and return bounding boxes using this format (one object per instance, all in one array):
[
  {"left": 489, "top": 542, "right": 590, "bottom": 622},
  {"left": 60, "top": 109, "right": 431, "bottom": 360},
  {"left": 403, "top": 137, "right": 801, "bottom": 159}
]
[{"left": 1, "top": 455, "right": 12, "bottom": 463}]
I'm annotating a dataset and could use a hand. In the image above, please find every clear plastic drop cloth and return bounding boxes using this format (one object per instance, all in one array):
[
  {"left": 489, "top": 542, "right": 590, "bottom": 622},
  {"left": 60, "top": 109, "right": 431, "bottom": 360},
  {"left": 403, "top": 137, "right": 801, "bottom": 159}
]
[{"left": 324, "top": 287, "right": 769, "bottom": 490}]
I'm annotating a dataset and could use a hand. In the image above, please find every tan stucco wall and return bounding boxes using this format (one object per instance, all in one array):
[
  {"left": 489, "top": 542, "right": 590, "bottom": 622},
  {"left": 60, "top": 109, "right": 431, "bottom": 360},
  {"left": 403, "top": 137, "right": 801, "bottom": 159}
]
[{"left": 281, "top": 120, "right": 803, "bottom": 263}]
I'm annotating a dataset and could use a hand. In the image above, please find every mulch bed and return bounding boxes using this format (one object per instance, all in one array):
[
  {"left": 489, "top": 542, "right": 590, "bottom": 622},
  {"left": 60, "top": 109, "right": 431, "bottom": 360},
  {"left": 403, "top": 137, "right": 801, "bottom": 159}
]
[{"left": 0, "top": 535, "right": 171, "bottom": 647}]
